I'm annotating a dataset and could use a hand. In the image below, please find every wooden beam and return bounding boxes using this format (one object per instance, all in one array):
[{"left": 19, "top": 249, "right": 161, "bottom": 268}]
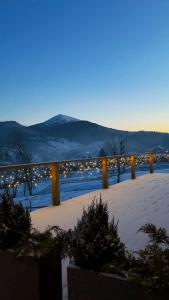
[
  {"left": 130, "top": 155, "right": 136, "bottom": 180},
  {"left": 101, "top": 158, "right": 109, "bottom": 189},
  {"left": 148, "top": 153, "right": 154, "bottom": 174},
  {"left": 51, "top": 164, "right": 60, "bottom": 206}
]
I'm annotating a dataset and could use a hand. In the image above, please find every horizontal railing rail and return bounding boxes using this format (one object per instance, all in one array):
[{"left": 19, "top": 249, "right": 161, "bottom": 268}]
[
  {"left": 0, "top": 152, "right": 167, "bottom": 208},
  {"left": 0, "top": 154, "right": 131, "bottom": 171}
]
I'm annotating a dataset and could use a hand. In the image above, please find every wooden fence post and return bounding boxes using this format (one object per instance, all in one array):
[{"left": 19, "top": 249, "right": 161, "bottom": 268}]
[
  {"left": 130, "top": 155, "right": 136, "bottom": 179},
  {"left": 148, "top": 153, "right": 154, "bottom": 174},
  {"left": 51, "top": 163, "right": 60, "bottom": 206},
  {"left": 101, "top": 158, "right": 109, "bottom": 189}
]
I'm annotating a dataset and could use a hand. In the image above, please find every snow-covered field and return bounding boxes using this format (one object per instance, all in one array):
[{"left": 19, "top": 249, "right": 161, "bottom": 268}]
[
  {"left": 31, "top": 172, "right": 169, "bottom": 300},
  {"left": 14, "top": 162, "right": 169, "bottom": 210}
]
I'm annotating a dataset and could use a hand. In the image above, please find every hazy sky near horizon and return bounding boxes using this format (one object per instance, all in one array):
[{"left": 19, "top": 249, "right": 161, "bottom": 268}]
[{"left": 1, "top": 0, "right": 169, "bottom": 132}]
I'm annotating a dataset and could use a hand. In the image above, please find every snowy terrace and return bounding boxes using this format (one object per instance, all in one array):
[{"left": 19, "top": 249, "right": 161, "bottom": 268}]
[
  {"left": 32, "top": 172, "right": 169, "bottom": 300},
  {"left": 32, "top": 172, "right": 169, "bottom": 251}
]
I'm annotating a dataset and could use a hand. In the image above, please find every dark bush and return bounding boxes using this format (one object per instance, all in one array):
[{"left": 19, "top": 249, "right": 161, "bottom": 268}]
[
  {"left": 68, "top": 197, "right": 126, "bottom": 271},
  {"left": 127, "top": 223, "right": 169, "bottom": 291},
  {"left": 0, "top": 194, "right": 31, "bottom": 249},
  {"left": 16, "top": 226, "right": 68, "bottom": 259},
  {"left": 0, "top": 194, "right": 68, "bottom": 259}
]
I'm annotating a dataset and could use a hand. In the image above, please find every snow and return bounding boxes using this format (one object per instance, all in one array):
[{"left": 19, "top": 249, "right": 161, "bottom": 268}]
[
  {"left": 43, "top": 114, "right": 79, "bottom": 126},
  {"left": 29, "top": 137, "right": 103, "bottom": 161},
  {"left": 31, "top": 138, "right": 82, "bottom": 161},
  {"left": 16, "top": 165, "right": 169, "bottom": 210},
  {"left": 31, "top": 173, "right": 169, "bottom": 250},
  {"left": 31, "top": 173, "right": 169, "bottom": 300}
]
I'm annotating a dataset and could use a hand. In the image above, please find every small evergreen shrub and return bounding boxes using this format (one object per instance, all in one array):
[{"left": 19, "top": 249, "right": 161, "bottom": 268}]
[
  {"left": 16, "top": 226, "right": 68, "bottom": 259},
  {"left": 106, "top": 222, "right": 169, "bottom": 292},
  {"left": 68, "top": 197, "right": 126, "bottom": 271},
  {"left": 127, "top": 223, "right": 169, "bottom": 291},
  {"left": 68, "top": 196, "right": 169, "bottom": 293},
  {"left": 0, "top": 194, "right": 31, "bottom": 249},
  {"left": 0, "top": 194, "right": 68, "bottom": 259}
]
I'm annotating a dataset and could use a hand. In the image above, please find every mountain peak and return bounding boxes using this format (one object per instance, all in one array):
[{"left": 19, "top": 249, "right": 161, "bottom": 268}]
[
  {"left": 0, "top": 121, "right": 22, "bottom": 127},
  {"left": 44, "top": 114, "right": 79, "bottom": 126}
]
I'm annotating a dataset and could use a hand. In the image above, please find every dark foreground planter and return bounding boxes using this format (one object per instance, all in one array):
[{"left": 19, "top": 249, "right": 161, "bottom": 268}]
[
  {"left": 0, "top": 250, "right": 62, "bottom": 300},
  {"left": 68, "top": 265, "right": 169, "bottom": 300}
]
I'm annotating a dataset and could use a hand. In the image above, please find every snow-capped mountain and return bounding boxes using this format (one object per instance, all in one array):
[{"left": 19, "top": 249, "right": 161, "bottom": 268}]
[
  {"left": 1, "top": 115, "right": 169, "bottom": 163},
  {"left": 34, "top": 114, "right": 79, "bottom": 127}
]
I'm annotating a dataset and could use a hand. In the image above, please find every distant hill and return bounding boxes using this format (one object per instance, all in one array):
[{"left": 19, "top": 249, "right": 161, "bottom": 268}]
[
  {"left": 30, "top": 118, "right": 124, "bottom": 144},
  {"left": 0, "top": 114, "right": 169, "bottom": 162}
]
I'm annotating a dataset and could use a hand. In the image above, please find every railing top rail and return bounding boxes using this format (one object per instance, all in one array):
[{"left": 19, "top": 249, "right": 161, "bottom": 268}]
[
  {"left": 0, "top": 151, "right": 162, "bottom": 172},
  {"left": 0, "top": 153, "right": 138, "bottom": 171}
]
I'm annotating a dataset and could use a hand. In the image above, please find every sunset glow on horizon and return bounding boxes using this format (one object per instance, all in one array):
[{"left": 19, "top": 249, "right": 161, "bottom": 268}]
[{"left": 1, "top": 0, "right": 169, "bottom": 133}]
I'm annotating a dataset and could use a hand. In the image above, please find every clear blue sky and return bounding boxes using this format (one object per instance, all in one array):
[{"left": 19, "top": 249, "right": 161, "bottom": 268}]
[{"left": 1, "top": 0, "right": 169, "bottom": 131}]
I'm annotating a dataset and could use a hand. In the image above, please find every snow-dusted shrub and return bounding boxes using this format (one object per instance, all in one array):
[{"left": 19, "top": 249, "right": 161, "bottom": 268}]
[
  {"left": 68, "top": 197, "right": 169, "bottom": 292},
  {"left": 0, "top": 194, "right": 31, "bottom": 249},
  {"left": 106, "top": 223, "right": 169, "bottom": 292},
  {"left": 16, "top": 226, "right": 68, "bottom": 259},
  {"left": 0, "top": 194, "right": 68, "bottom": 259},
  {"left": 127, "top": 224, "right": 169, "bottom": 291},
  {"left": 68, "top": 197, "right": 126, "bottom": 271}
]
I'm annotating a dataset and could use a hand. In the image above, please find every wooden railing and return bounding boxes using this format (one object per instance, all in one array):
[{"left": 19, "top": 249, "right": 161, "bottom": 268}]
[{"left": 0, "top": 153, "right": 157, "bottom": 207}]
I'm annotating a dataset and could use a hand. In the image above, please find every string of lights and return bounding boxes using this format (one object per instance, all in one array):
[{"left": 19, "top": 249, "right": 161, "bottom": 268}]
[{"left": 0, "top": 153, "right": 169, "bottom": 198}]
